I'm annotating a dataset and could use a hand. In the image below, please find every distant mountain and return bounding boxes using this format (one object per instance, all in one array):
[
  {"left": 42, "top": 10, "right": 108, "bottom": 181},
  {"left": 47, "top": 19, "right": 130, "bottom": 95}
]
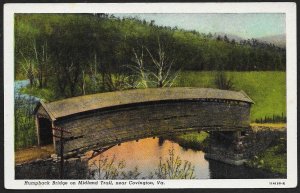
[
  {"left": 212, "top": 33, "right": 286, "bottom": 48},
  {"left": 213, "top": 32, "right": 244, "bottom": 42},
  {"left": 257, "top": 34, "right": 286, "bottom": 48}
]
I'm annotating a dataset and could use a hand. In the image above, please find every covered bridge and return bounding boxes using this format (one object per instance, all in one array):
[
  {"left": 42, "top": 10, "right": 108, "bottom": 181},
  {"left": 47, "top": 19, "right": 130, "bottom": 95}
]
[{"left": 33, "top": 87, "right": 254, "bottom": 156}]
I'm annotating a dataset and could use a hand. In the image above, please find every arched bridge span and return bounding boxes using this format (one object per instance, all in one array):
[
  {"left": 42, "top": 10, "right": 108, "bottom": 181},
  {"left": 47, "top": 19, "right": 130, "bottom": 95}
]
[{"left": 33, "top": 87, "right": 254, "bottom": 156}]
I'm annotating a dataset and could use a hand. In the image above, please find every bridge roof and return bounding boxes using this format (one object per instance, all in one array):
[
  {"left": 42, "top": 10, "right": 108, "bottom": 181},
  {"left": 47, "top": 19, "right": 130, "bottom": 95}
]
[{"left": 36, "top": 87, "right": 254, "bottom": 120}]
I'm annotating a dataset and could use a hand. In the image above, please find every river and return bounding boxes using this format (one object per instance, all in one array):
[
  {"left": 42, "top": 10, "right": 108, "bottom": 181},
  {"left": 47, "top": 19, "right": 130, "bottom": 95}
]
[
  {"left": 15, "top": 80, "right": 40, "bottom": 102},
  {"left": 87, "top": 137, "right": 282, "bottom": 179}
]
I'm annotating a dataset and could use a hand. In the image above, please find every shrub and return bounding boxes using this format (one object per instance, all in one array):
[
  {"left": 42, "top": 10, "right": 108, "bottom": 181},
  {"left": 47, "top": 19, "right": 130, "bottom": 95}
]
[{"left": 214, "top": 71, "right": 234, "bottom": 90}]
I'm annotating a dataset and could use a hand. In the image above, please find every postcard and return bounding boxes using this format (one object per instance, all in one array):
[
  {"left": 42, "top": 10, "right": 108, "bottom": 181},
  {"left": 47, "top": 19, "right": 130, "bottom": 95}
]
[{"left": 3, "top": 2, "right": 297, "bottom": 189}]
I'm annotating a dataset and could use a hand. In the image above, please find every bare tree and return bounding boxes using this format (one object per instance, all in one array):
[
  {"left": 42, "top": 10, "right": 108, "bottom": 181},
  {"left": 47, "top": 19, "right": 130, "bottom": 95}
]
[
  {"left": 128, "top": 39, "right": 180, "bottom": 88},
  {"left": 128, "top": 46, "right": 149, "bottom": 88},
  {"left": 146, "top": 39, "right": 180, "bottom": 88},
  {"left": 82, "top": 70, "right": 86, "bottom": 95},
  {"left": 19, "top": 51, "right": 37, "bottom": 87},
  {"left": 88, "top": 52, "right": 103, "bottom": 93},
  {"left": 17, "top": 39, "right": 50, "bottom": 88},
  {"left": 32, "top": 39, "right": 50, "bottom": 88}
]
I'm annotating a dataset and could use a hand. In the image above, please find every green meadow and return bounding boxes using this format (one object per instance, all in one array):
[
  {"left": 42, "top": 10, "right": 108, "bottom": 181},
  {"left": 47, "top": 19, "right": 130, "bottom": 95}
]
[{"left": 175, "top": 71, "right": 286, "bottom": 122}]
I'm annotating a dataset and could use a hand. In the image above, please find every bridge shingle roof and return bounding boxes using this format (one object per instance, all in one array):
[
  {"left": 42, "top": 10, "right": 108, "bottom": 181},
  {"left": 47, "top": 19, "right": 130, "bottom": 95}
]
[{"left": 36, "top": 87, "right": 254, "bottom": 120}]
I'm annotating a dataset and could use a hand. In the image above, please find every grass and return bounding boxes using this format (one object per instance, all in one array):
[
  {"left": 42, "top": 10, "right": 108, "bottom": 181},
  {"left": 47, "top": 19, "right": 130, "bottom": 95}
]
[
  {"left": 15, "top": 144, "right": 55, "bottom": 164},
  {"left": 175, "top": 71, "right": 286, "bottom": 122},
  {"left": 175, "top": 131, "right": 209, "bottom": 143},
  {"left": 169, "top": 131, "right": 209, "bottom": 150},
  {"left": 246, "top": 142, "right": 287, "bottom": 175}
]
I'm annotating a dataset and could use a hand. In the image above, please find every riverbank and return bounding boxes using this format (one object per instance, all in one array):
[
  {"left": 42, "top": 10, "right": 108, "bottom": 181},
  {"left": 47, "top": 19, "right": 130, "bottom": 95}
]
[
  {"left": 245, "top": 140, "right": 286, "bottom": 175},
  {"left": 169, "top": 124, "right": 287, "bottom": 176},
  {"left": 245, "top": 124, "right": 286, "bottom": 175}
]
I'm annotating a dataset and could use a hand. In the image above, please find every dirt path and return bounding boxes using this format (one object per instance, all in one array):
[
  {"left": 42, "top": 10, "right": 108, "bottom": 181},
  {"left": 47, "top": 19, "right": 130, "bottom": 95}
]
[
  {"left": 15, "top": 144, "right": 55, "bottom": 164},
  {"left": 250, "top": 123, "right": 286, "bottom": 128},
  {"left": 250, "top": 123, "right": 286, "bottom": 132}
]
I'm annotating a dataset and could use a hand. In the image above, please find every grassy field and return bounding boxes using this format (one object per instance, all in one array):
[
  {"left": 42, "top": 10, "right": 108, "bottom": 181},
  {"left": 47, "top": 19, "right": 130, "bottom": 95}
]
[{"left": 175, "top": 71, "right": 286, "bottom": 122}]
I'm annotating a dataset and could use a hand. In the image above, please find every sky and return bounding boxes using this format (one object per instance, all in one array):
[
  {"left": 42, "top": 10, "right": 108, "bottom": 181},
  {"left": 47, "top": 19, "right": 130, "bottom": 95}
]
[{"left": 114, "top": 13, "right": 285, "bottom": 39}]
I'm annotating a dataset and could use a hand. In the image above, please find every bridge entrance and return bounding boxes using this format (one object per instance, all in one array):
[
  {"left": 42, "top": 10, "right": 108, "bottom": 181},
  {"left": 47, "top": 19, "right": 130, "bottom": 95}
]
[{"left": 38, "top": 117, "right": 53, "bottom": 145}]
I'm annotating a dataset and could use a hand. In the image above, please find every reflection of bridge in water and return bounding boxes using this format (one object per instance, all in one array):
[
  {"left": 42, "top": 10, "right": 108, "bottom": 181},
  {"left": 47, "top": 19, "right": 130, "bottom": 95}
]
[{"left": 34, "top": 87, "right": 254, "bottom": 164}]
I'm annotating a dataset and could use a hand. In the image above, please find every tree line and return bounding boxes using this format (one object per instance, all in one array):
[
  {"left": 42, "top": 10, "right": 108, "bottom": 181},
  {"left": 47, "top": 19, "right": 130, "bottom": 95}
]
[{"left": 15, "top": 13, "right": 286, "bottom": 99}]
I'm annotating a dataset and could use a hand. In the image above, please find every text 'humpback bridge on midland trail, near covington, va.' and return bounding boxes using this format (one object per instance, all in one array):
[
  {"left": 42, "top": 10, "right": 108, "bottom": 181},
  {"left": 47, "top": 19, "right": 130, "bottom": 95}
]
[{"left": 33, "top": 87, "right": 254, "bottom": 164}]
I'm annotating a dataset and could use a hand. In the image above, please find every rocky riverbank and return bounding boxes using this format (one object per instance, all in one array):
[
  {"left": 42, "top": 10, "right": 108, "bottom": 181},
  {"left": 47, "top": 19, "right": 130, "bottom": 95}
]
[
  {"left": 168, "top": 124, "right": 286, "bottom": 176},
  {"left": 15, "top": 155, "right": 89, "bottom": 179},
  {"left": 245, "top": 125, "right": 286, "bottom": 175}
]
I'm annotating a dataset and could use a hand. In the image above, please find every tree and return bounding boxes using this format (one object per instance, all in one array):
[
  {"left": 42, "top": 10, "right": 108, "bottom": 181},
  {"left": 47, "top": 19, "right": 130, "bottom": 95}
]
[
  {"left": 32, "top": 39, "right": 51, "bottom": 88},
  {"left": 146, "top": 38, "right": 180, "bottom": 88},
  {"left": 129, "top": 46, "right": 149, "bottom": 88},
  {"left": 128, "top": 38, "right": 180, "bottom": 88},
  {"left": 15, "top": 14, "right": 52, "bottom": 88}
]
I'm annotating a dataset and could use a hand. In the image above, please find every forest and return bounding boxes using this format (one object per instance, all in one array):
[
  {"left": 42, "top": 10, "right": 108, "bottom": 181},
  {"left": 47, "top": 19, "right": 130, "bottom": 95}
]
[{"left": 15, "top": 13, "right": 286, "bottom": 100}]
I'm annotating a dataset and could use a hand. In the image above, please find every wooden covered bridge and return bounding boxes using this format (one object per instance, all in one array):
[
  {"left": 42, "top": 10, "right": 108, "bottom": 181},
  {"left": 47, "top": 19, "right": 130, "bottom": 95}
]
[{"left": 34, "top": 87, "right": 254, "bottom": 157}]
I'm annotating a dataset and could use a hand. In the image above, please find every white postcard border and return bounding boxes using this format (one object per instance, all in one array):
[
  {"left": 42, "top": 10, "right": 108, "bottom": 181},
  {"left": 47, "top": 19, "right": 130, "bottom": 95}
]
[{"left": 4, "top": 2, "right": 297, "bottom": 189}]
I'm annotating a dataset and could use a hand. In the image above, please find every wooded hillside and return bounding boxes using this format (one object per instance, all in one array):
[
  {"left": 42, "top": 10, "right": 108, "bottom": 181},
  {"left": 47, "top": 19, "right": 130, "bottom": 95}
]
[{"left": 15, "top": 13, "right": 286, "bottom": 98}]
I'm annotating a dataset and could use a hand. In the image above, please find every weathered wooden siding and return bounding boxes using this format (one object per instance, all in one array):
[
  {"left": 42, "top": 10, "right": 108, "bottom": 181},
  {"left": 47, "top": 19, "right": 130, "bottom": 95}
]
[{"left": 53, "top": 101, "right": 251, "bottom": 154}]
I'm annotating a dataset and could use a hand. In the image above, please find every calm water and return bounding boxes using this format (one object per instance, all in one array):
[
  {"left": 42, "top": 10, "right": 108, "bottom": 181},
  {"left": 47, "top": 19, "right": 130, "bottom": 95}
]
[{"left": 87, "top": 137, "right": 283, "bottom": 179}]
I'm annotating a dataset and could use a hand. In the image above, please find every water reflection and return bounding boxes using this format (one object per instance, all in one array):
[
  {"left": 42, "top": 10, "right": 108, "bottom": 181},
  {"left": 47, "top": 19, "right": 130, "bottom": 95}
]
[
  {"left": 86, "top": 137, "right": 282, "bottom": 179},
  {"left": 88, "top": 137, "right": 210, "bottom": 179}
]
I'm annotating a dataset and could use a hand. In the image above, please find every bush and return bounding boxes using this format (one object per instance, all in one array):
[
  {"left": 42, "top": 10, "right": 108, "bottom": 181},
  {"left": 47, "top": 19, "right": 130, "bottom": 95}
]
[
  {"left": 89, "top": 155, "right": 141, "bottom": 179},
  {"left": 214, "top": 71, "right": 234, "bottom": 90},
  {"left": 152, "top": 147, "right": 195, "bottom": 179}
]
